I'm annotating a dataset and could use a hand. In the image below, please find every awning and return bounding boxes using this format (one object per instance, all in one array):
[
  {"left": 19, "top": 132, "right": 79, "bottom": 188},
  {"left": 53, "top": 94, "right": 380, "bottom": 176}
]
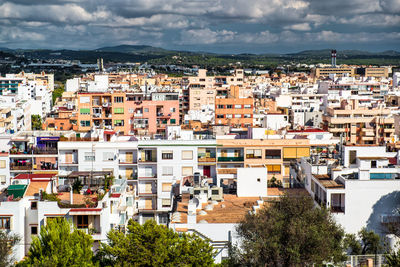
[{"left": 69, "top": 208, "right": 102, "bottom": 215}]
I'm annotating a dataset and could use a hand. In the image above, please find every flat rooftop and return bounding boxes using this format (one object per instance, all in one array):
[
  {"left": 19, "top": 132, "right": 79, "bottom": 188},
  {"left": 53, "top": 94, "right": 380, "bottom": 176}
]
[{"left": 314, "top": 174, "right": 344, "bottom": 189}]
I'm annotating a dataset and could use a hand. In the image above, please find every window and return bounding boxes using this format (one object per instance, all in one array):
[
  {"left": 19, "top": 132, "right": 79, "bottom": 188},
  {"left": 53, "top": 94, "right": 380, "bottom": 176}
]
[
  {"left": 159, "top": 213, "right": 169, "bottom": 224},
  {"left": 129, "top": 108, "right": 134, "bottom": 113},
  {"left": 162, "top": 151, "right": 173, "bottom": 160},
  {"left": 162, "top": 199, "right": 171, "bottom": 208},
  {"left": 244, "top": 104, "right": 251, "bottom": 108},
  {"left": 80, "top": 108, "right": 90, "bottom": 115},
  {"left": 246, "top": 149, "right": 262, "bottom": 159},
  {"left": 226, "top": 114, "right": 233, "bottom": 118},
  {"left": 170, "top": 119, "right": 176, "bottom": 124},
  {"left": 144, "top": 108, "right": 149, "bottom": 112},
  {"left": 0, "top": 175, "right": 5, "bottom": 185},
  {"left": 31, "top": 226, "right": 38, "bottom": 235},
  {"left": 77, "top": 215, "right": 88, "bottom": 229},
  {"left": 265, "top": 150, "right": 281, "bottom": 159},
  {"left": 114, "top": 120, "right": 124, "bottom": 126},
  {"left": 80, "top": 96, "right": 90, "bottom": 103},
  {"left": 235, "top": 104, "right": 242, "bottom": 109},
  {"left": 217, "top": 105, "right": 224, "bottom": 109},
  {"left": 114, "top": 108, "right": 124, "bottom": 114},
  {"left": 162, "top": 183, "right": 172, "bottom": 192},
  {"left": 114, "top": 96, "right": 124, "bottom": 103},
  {"left": 267, "top": 165, "right": 281, "bottom": 174},
  {"left": 80, "top": 120, "right": 90, "bottom": 127},
  {"left": 103, "top": 152, "right": 114, "bottom": 161},
  {"left": 226, "top": 105, "right": 233, "bottom": 109},
  {"left": 371, "top": 160, "right": 377, "bottom": 168},
  {"left": 170, "top": 107, "right": 176, "bottom": 112},
  {"left": 0, "top": 160, "right": 6, "bottom": 168},
  {"left": 349, "top": 150, "right": 357, "bottom": 165},
  {"left": 84, "top": 152, "right": 95, "bottom": 162},
  {"left": 162, "top": 166, "right": 173, "bottom": 176},
  {"left": 31, "top": 201, "right": 38, "bottom": 210},
  {"left": 216, "top": 114, "right": 224, "bottom": 118},
  {"left": 244, "top": 114, "right": 251, "bottom": 118},
  {"left": 234, "top": 114, "right": 242, "bottom": 118},
  {"left": 0, "top": 217, "right": 10, "bottom": 230},
  {"left": 182, "top": 150, "right": 193, "bottom": 160},
  {"left": 182, "top": 166, "right": 193, "bottom": 176}
]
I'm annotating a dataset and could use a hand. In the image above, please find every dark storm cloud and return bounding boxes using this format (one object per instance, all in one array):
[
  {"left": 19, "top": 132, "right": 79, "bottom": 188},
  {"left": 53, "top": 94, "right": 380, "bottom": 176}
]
[{"left": 0, "top": 0, "right": 398, "bottom": 52}]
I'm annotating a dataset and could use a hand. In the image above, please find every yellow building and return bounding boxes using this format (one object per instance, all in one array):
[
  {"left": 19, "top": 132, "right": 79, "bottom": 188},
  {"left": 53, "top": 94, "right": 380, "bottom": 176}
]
[
  {"left": 365, "top": 67, "right": 389, "bottom": 78},
  {"left": 216, "top": 138, "right": 311, "bottom": 187},
  {"left": 323, "top": 100, "right": 395, "bottom": 145},
  {"left": 315, "top": 67, "right": 355, "bottom": 78}
]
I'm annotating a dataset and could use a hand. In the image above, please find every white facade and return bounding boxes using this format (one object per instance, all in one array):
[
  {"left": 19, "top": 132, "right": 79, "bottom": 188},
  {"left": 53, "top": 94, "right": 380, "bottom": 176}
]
[{"left": 237, "top": 168, "right": 267, "bottom": 197}]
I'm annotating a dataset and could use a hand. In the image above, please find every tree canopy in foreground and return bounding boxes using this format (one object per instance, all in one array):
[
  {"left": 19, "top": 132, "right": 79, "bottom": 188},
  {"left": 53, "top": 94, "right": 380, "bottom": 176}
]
[
  {"left": 230, "top": 194, "right": 346, "bottom": 266},
  {"left": 17, "top": 218, "right": 94, "bottom": 267},
  {"left": 96, "top": 219, "right": 215, "bottom": 266},
  {"left": 0, "top": 230, "right": 20, "bottom": 267}
]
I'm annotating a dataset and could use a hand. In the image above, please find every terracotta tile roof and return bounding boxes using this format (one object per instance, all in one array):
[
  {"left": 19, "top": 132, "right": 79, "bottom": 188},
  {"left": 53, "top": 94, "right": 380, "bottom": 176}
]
[
  {"left": 58, "top": 192, "right": 87, "bottom": 205},
  {"left": 25, "top": 181, "right": 49, "bottom": 197}
]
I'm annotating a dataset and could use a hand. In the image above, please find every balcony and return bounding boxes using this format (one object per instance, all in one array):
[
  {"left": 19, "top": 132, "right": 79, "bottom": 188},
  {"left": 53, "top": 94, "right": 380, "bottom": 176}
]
[
  {"left": 198, "top": 157, "right": 216, "bottom": 162},
  {"left": 138, "top": 158, "right": 157, "bottom": 163},
  {"left": 138, "top": 175, "right": 157, "bottom": 180},
  {"left": 218, "top": 156, "right": 244, "bottom": 162},
  {"left": 33, "top": 147, "right": 58, "bottom": 155},
  {"left": 10, "top": 163, "right": 32, "bottom": 170},
  {"left": 218, "top": 168, "right": 237, "bottom": 174},
  {"left": 60, "top": 161, "right": 78, "bottom": 165}
]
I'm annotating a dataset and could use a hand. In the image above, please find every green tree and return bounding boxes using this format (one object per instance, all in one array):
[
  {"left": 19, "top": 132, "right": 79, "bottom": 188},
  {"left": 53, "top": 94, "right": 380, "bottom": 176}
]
[
  {"left": 31, "top": 115, "right": 42, "bottom": 130},
  {"left": 344, "top": 227, "right": 382, "bottom": 255},
  {"left": 96, "top": 219, "right": 215, "bottom": 266},
  {"left": 267, "top": 176, "right": 283, "bottom": 188},
  {"left": 386, "top": 244, "right": 400, "bottom": 266},
  {"left": 230, "top": 194, "right": 346, "bottom": 266},
  {"left": 17, "top": 218, "right": 94, "bottom": 266},
  {"left": 52, "top": 82, "right": 65, "bottom": 104},
  {"left": 0, "top": 230, "right": 20, "bottom": 267}
]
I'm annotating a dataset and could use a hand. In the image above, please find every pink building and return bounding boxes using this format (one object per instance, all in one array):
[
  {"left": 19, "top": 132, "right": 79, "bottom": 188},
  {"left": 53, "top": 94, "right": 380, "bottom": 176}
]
[{"left": 126, "top": 92, "right": 180, "bottom": 136}]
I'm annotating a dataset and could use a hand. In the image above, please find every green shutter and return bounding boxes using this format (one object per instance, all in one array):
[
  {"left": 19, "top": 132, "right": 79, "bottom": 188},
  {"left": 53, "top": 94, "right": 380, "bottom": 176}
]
[
  {"left": 170, "top": 119, "right": 176, "bottom": 124},
  {"left": 114, "top": 120, "right": 122, "bottom": 125},
  {"left": 114, "top": 108, "right": 124, "bottom": 114},
  {"left": 80, "top": 108, "right": 90, "bottom": 114}
]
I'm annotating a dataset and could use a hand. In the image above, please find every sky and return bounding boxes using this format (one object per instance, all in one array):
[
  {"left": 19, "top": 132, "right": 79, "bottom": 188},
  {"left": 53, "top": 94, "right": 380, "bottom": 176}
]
[{"left": 0, "top": 0, "right": 399, "bottom": 54}]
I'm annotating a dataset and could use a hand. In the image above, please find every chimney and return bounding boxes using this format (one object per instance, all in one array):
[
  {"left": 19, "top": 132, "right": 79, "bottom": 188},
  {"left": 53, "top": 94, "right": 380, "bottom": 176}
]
[{"left": 331, "top": 50, "right": 337, "bottom": 67}]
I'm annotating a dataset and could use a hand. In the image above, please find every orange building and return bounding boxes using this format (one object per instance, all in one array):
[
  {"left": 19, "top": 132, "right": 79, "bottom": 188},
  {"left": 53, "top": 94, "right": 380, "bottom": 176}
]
[{"left": 215, "top": 86, "right": 253, "bottom": 128}]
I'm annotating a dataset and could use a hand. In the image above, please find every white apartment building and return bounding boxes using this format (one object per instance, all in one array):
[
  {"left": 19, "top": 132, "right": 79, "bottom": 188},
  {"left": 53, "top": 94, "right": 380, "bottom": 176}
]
[
  {"left": 58, "top": 138, "right": 218, "bottom": 224},
  {"left": 294, "top": 146, "right": 400, "bottom": 235},
  {"left": 0, "top": 152, "right": 10, "bottom": 190}
]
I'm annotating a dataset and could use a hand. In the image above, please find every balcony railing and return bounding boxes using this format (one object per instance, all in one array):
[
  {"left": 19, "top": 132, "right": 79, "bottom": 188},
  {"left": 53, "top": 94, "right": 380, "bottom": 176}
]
[
  {"left": 33, "top": 148, "right": 58, "bottom": 155},
  {"left": 138, "top": 158, "right": 157, "bottom": 163},
  {"left": 60, "top": 160, "right": 78, "bottom": 164},
  {"left": 218, "top": 168, "right": 237, "bottom": 174},
  {"left": 60, "top": 137, "right": 99, "bottom": 142},
  {"left": 218, "top": 156, "right": 244, "bottom": 162},
  {"left": 10, "top": 163, "right": 32, "bottom": 170}
]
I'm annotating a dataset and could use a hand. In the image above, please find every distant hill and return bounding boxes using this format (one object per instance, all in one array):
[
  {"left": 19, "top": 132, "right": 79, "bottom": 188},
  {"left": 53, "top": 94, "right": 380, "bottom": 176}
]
[
  {"left": 287, "top": 49, "right": 400, "bottom": 57},
  {"left": 0, "top": 45, "right": 398, "bottom": 65},
  {"left": 95, "top": 45, "right": 168, "bottom": 54}
]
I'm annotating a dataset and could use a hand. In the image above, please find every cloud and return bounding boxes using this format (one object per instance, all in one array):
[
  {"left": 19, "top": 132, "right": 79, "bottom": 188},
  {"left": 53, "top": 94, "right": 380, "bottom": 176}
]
[
  {"left": 0, "top": 0, "right": 398, "bottom": 52},
  {"left": 284, "top": 23, "right": 311, "bottom": 31},
  {"left": 379, "top": 0, "right": 400, "bottom": 13}
]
